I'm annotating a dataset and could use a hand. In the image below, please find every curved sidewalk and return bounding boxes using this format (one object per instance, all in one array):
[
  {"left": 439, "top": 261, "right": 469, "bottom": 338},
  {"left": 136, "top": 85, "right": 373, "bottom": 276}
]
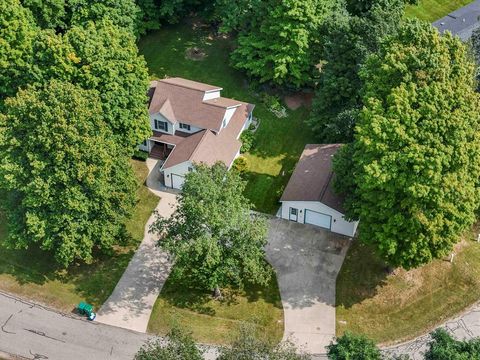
[
  {"left": 96, "top": 159, "right": 177, "bottom": 332},
  {"left": 382, "top": 302, "right": 480, "bottom": 359}
]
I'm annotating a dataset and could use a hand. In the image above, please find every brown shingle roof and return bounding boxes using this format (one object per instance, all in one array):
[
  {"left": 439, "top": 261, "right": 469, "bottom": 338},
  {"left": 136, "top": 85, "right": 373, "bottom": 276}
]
[
  {"left": 148, "top": 78, "right": 244, "bottom": 132},
  {"left": 280, "top": 144, "right": 345, "bottom": 213}
]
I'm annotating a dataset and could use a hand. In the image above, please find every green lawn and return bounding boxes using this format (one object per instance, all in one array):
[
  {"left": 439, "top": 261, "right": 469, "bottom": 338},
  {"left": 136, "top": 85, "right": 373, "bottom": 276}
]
[
  {"left": 138, "top": 20, "right": 315, "bottom": 214},
  {"left": 148, "top": 273, "right": 284, "bottom": 345},
  {"left": 405, "top": 0, "right": 474, "bottom": 22},
  {"left": 336, "top": 224, "right": 480, "bottom": 345},
  {"left": 0, "top": 160, "right": 158, "bottom": 312}
]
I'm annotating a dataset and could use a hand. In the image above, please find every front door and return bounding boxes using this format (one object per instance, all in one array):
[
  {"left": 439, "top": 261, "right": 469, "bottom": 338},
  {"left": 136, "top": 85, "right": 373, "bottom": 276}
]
[{"left": 289, "top": 207, "right": 298, "bottom": 222}]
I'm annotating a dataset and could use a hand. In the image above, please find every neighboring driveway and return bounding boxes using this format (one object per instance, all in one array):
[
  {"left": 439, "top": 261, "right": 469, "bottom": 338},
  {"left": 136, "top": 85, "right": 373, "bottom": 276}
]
[
  {"left": 266, "top": 218, "right": 351, "bottom": 355},
  {"left": 96, "top": 159, "right": 177, "bottom": 333}
]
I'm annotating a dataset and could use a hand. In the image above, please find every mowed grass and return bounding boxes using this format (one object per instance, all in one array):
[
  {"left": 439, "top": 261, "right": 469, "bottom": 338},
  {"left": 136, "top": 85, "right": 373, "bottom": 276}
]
[
  {"left": 148, "top": 273, "right": 284, "bottom": 345},
  {"left": 0, "top": 160, "right": 158, "bottom": 312},
  {"left": 138, "top": 20, "right": 315, "bottom": 214},
  {"left": 405, "top": 0, "right": 474, "bottom": 22},
  {"left": 336, "top": 224, "right": 480, "bottom": 345}
]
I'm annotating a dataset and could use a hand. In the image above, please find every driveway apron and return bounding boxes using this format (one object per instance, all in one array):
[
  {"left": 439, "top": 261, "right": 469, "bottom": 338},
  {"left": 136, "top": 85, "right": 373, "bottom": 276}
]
[{"left": 266, "top": 218, "right": 351, "bottom": 355}]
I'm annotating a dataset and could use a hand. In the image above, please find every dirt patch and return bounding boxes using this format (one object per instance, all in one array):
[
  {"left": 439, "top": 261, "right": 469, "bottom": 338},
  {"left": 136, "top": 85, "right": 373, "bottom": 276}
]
[
  {"left": 284, "top": 92, "right": 314, "bottom": 110},
  {"left": 185, "top": 47, "right": 207, "bottom": 61}
]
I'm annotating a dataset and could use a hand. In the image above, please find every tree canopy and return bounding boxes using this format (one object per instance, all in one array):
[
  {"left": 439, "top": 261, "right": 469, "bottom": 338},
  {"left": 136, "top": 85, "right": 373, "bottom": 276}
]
[
  {"left": 425, "top": 329, "right": 480, "bottom": 360},
  {"left": 0, "top": 0, "right": 37, "bottom": 102},
  {"left": 308, "top": 0, "right": 405, "bottom": 142},
  {"left": 20, "top": 0, "right": 66, "bottom": 29},
  {"left": 334, "top": 20, "right": 480, "bottom": 268},
  {"left": 151, "top": 162, "right": 271, "bottom": 294},
  {"left": 0, "top": 80, "right": 137, "bottom": 266},
  {"left": 327, "top": 332, "right": 381, "bottom": 360},
  {"left": 30, "top": 20, "right": 152, "bottom": 152},
  {"left": 218, "top": 323, "right": 310, "bottom": 360},
  {"left": 231, "top": 0, "right": 335, "bottom": 88},
  {"left": 134, "top": 326, "right": 204, "bottom": 360}
]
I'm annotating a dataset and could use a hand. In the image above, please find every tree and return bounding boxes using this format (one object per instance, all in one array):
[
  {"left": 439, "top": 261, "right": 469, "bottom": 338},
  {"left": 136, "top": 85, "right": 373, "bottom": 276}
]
[
  {"left": 151, "top": 162, "right": 271, "bottom": 297},
  {"left": 327, "top": 332, "right": 381, "bottom": 360},
  {"left": 231, "top": 0, "right": 335, "bottom": 88},
  {"left": 136, "top": 0, "right": 162, "bottom": 35},
  {"left": 0, "top": 0, "right": 37, "bottom": 102},
  {"left": 308, "top": 0, "right": 405, "bottom": 142},
  {"left": 68, "top": 0, "right": 141, "bottom": 36},
  {"left": 425, "top": 329, "right": 480, "bottom": 360},
  {"left": 20, "top": 0, "right": 66, "bottom": 29},
  {"left": 134, "top": 326, "right": 203, "bottom": 360},
  {"left": 218, "top": 323, "right": 310, "bottom": 360},
  {"left": 0, "top": 80, "right": 137, "bottom": 266},
  {"left": 335, "top": 20, "right": 480, "bottom": 268},
  {"left": 31, "top": 20, "right": 152, "bottom": 152}
]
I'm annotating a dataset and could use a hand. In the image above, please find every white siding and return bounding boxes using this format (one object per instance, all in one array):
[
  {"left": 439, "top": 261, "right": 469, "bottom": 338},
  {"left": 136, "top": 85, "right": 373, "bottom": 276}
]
[
  {"left": 150, "top": 113, "right": 174, "bottom": 135},
  {"left": 221, "top": 107, "right": 237, "bottom": 130},
  {"left": 280, "top": 200, "right": 358, "bottom": 237},
  {"left": 138, "top": 139, "right": 152, "bottom": 152},
  {"left": 162, "top": 161, "right": 192, "bottom": 189},
  {"left": 203, "top": 90, "right": 221, "bottom": 101},
  {"left": 177, "top": 123, "right": 203, "bottom": 133}
]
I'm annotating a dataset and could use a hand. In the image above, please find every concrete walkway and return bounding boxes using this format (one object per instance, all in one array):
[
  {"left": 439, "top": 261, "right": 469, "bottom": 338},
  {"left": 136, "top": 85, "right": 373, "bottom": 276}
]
[
  {"left": 382, "top": 301, "right": 480, "bottom": 359},
  {"left": 96, "top": 159, "right": 177, "bottom": 332},
  {"left": 266, "top": 218, "right": 351, "bottom": 355}
]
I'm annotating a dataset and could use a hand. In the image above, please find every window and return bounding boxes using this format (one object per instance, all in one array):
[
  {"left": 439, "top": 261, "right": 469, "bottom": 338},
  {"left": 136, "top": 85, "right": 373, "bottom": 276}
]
[
  {"left": 290, "top": 208, "right": 298, "bottom": 216},
  {"left": 154, "top": 119, "right": 168, "bottom": 132},
  {"left": 223, "top": 119, "right": 227, "bottom": 128},
  {"left": 179, "top": 123, "right": 191, "bottom": 131},
  {"left": 142, "top": 140, "right": 147, "bottom": 146},
  {"left": 188, "top": 167, "right": 193, "bottom": 172}
]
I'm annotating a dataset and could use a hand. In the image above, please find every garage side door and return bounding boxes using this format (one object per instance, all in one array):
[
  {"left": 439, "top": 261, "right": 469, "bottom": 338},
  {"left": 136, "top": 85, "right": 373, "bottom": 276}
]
[
  {"left": 304, "top": 209, "right": 332, "bottom": 230},
  {"left": 171, "top": 173, "right": 185, "bottom": 189}
]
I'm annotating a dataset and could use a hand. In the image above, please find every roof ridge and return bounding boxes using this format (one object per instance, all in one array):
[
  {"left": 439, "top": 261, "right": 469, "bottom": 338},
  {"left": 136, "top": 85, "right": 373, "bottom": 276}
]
[
  {"left": 160, "top": 77, "right": 222, "bottom": 93},
  {"left": 187, "top": 130, "right": 211, "bottom": 163},
  {"left": 203, "top": 98, "right": 242, "bottom": 109}
]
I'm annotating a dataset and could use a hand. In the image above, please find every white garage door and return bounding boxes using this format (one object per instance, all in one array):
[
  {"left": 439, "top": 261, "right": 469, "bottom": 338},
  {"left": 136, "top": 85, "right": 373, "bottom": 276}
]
[
  {"left": 304, "top": 209, "right": 332, "bottom": 230},
  {"left": 171, "top": 173, "right": 185, "bottom": 189}
]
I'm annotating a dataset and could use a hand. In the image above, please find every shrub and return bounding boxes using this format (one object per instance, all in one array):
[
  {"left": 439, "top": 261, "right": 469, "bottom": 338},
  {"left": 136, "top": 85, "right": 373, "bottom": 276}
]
[
  {"left": 240, "top": 130, "right": 255, "bottom": 153},
  {"left": 133, "top": 149, "right": 149, "bottom": 161},
  {"left": 232, "top": 157, "right": 248, "bottom": 173}
]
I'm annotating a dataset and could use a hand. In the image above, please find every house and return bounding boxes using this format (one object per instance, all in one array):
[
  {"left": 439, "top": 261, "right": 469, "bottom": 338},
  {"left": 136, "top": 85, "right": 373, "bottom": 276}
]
[
  {"left": 433, "top": 0, "right": 480, "bottom": 41},
  {"left": 141, "top": 77, "right": 254, "bottom": 189},
  {"left": 279, "top": 144, "right": 358, "bottom": 237}
]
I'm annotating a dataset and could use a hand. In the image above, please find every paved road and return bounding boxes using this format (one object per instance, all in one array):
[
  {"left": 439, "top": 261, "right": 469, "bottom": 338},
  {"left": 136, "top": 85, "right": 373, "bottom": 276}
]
[
  {"left": 0, "top": 290, "right": 149, "bottom": 360},
  {"left": 266, "top": 219, "right": 351, "bottom": 355},
  {"left": 96, "top": 159, "right": 177, "bottom": 332},
  {"left": 382, "top": 302, "right": 480, "bottom": 359}
]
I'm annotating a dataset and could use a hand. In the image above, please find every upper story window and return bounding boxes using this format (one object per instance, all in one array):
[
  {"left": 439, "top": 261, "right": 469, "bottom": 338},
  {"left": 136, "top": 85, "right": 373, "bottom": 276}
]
[
  {"left": 179, "top": 123, "right": 191, "bottom": 131},
  {"left": 223, "top": 119, "right": 227, "bottom": 128},
  {"left": 154, "top": 119, "right": 168, "bottom": 132},
  {"left": 142, "top": 140, "right": 148, "bottom": 146}
]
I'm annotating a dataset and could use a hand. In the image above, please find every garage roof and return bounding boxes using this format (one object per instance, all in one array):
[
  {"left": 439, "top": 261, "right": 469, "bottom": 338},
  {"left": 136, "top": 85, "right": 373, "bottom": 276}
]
[{"left": 280, "top": 144, "right": 345, "bottom": 213}]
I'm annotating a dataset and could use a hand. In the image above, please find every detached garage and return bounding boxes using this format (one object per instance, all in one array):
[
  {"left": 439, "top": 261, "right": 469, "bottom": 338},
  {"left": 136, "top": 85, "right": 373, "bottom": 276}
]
[{"left": 279, "top": 144, "right": 358, "bottom": 237}]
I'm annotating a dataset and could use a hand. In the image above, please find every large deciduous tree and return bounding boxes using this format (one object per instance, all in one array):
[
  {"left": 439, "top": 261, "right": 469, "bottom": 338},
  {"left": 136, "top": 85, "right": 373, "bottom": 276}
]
[
  {"left": 231, "top": 0, "right": 335, "bottom": 88},
  {"left": 308, "top": 0, "right": 405, "bottom": 142},
  {"left": 0, "top": 0, "right": 37, "bottom": 103},
  {"left": 0, "top": 80, "right": 137, "bottom": 266},
  {"left": 31, "top": 20, "right": 152, "bottom": 152},
  {"left": 218, "top": 323, "right": 310, "bottom": 360},
  {"left": 425, "top": 329, "right": 480, "bottom": 360},
  {"left": 151, "top": 163, "right": 271, "bottom": 297},
  {"left": 20, "top": 0, "right": 66, "bottom": 29},
  {"left": 335, "top": 20, "right": 480, "bottom": 268},
  {"left": 326, "top": 332, "right": 381, "bottom": 360}
]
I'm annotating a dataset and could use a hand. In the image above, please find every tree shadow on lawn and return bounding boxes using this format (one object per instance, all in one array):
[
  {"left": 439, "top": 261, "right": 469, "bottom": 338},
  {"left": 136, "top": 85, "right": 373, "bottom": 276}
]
[
  {"left": 159, "top": 268, "right": 283, "bottom": 318},
  {"left": 0, "top": 241, "right": 136, "bottom": 308},
  {"left": 335, "top": 239, "right": 389, "bottom": 309}
]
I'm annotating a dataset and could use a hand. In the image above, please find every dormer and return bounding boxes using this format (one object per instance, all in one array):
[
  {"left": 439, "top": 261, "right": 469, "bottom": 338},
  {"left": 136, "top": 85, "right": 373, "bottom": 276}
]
[{"left": 203, "top": 89, "right": 221, "bottom": 101}]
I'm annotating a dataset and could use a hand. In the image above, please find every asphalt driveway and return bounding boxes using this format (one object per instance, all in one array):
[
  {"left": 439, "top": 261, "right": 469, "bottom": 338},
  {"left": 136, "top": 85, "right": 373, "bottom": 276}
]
[{"left": 266, "top": 218, "right": 351, "bottom": 355}]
